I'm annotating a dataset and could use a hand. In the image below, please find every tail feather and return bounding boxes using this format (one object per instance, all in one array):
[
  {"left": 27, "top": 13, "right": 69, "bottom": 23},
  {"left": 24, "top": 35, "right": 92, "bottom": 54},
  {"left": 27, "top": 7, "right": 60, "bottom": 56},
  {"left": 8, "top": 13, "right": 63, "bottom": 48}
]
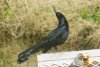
[{"left": 17, "top": 40, "right": 48, "bottom": 64}]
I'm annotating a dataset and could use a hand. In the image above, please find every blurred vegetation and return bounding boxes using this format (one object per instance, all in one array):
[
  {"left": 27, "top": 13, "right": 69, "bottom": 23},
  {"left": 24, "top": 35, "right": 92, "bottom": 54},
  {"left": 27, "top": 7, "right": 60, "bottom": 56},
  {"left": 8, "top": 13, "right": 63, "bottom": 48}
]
[
  {"left": 0, "top": 0, "right": 100, "bottom": 67},
  {"left": 81, "top": 6, "right": 100, "bottom": 22}
]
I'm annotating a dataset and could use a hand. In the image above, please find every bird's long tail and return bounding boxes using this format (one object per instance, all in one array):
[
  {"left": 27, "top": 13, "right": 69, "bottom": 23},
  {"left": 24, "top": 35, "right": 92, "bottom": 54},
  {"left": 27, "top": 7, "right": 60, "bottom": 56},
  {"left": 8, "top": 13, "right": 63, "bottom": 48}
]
[{"left": 17, "top": 40, "right": 48, "bottom": 64}]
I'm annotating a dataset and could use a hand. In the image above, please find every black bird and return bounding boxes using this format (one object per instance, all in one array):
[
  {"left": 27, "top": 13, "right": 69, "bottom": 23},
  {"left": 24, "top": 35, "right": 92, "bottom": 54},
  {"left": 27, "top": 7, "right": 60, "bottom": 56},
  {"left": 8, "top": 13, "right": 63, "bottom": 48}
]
[{"left": 17, "top": 7, "right": 69, "bottom": 64}]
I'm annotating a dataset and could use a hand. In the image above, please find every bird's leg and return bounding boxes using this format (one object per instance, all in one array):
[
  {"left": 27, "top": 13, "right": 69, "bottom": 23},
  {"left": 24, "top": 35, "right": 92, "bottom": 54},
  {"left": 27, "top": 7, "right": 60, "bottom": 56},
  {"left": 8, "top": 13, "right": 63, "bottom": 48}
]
[
  {"left": 51, "top": 46, "right": 58, "bottom": 52},
  {"left": 54, "top": 46, "right": 58, "bottom": 50},
  {"left": 42, "top": 47, "right": 50, "bottom": 53}
]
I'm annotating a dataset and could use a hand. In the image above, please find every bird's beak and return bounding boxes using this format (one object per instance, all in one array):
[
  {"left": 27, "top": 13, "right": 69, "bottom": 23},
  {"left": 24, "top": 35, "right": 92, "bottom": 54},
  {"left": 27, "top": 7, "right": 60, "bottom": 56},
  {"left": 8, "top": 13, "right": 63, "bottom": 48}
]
[{"left": 53, "top": 6, "right": 57, "bottom": 13}]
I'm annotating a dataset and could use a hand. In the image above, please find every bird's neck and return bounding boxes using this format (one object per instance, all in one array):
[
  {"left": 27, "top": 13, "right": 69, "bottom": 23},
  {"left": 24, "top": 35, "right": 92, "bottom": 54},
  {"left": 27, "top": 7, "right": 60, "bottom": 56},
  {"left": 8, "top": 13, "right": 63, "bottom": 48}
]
[{"left": 58, "top": 18, "right": 69, "bottom": 30}]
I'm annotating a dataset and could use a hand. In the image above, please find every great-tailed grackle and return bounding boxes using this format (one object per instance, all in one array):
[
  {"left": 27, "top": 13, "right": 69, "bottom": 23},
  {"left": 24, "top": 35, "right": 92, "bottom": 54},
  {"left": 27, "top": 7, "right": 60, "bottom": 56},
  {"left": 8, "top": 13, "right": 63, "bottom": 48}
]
[{"left": 17, "top": 7, "right": 69, "bottom": 64}]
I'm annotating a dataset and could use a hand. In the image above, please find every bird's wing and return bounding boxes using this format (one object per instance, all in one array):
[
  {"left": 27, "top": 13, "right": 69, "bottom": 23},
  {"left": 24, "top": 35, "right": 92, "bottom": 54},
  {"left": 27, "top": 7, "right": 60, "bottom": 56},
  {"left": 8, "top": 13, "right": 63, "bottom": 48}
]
[
  {"left": 47, "top": 28, "right": 58, "bottom": 38},
  {"left": 47, "top": 26, "right": 67, "bottom": 41}
]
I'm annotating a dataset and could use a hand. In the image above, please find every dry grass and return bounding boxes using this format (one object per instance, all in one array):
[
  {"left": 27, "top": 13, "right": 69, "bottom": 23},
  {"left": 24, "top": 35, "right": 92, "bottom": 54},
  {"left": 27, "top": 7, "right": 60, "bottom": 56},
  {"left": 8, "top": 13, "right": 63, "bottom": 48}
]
[{"left": 0, "top": 0, "right": 100, "bottom": 67}]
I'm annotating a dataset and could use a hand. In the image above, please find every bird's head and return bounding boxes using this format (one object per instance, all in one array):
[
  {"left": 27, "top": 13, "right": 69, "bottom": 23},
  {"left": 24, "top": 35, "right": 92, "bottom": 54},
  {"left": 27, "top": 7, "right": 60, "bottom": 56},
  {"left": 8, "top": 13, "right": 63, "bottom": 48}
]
[
  {"left": 53, "top": 6, "right": 69, "bottom": 28},
  {"left": 17, "top": 53, "right": 28, "bottom": 64},
  {"left": 53, "top": 6, "right": 65, "bottom": 21}
]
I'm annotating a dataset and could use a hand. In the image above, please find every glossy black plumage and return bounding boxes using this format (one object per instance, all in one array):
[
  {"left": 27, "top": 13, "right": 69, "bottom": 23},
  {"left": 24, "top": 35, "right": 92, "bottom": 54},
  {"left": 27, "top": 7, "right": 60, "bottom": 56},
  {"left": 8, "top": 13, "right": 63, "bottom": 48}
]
[{"left": 17, "top": 7, "right": 69, "bottom": 64}]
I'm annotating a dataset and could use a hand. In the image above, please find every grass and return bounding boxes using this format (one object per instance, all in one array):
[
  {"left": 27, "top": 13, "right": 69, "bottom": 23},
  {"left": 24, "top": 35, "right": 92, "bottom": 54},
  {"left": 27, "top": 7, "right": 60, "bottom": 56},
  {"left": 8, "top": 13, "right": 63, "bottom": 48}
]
[{"left": 0, "top": 0, "right": 100, "bottom": 67}]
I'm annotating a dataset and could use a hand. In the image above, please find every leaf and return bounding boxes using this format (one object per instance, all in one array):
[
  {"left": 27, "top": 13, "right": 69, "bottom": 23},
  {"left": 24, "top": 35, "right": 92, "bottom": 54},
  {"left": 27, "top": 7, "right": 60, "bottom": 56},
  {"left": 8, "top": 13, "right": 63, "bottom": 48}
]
[
  {"left": 3, "top": 9, "right": 12, "bottom": 21},
  {"left": 81, "top": 8, "right": 89, "bottom": 20},
  {"left": 91, "top": 15, "right": 100, "bottom": 22}
]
